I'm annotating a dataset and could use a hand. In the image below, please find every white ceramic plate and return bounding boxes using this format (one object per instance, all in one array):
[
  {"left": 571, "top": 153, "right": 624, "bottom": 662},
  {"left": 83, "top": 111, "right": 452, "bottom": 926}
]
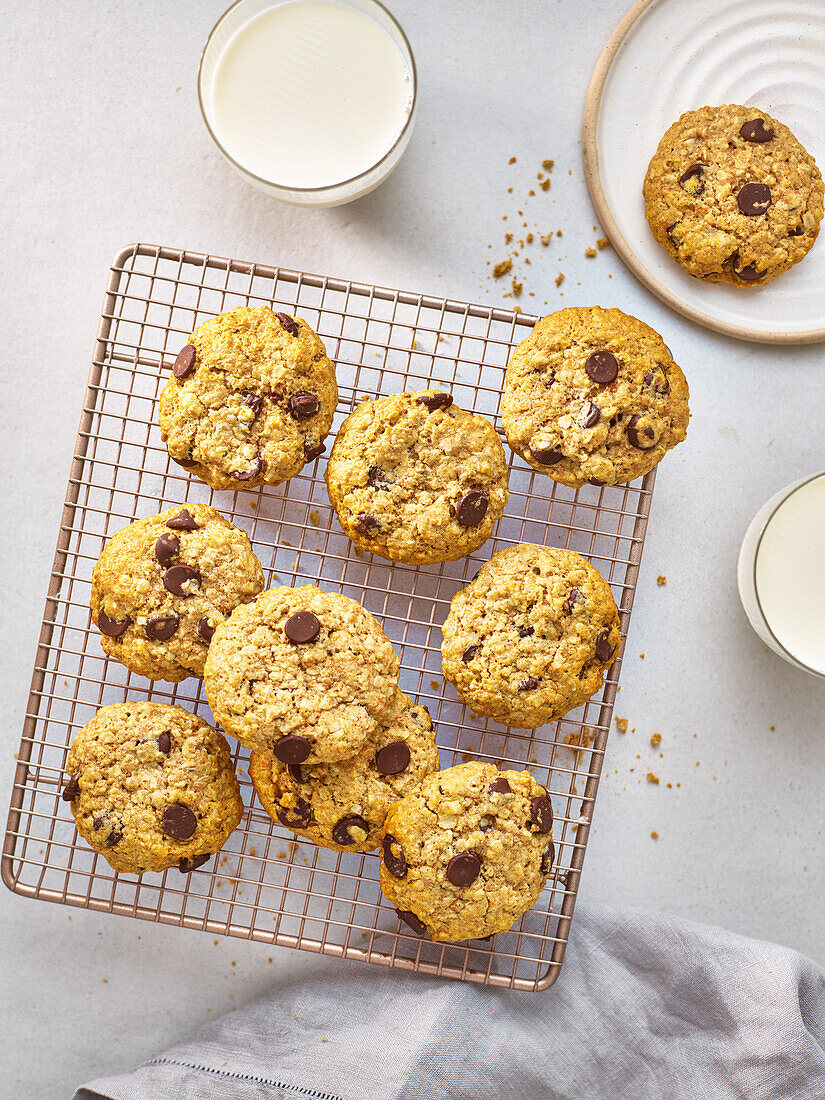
[{"left": 582, "top": 0, "right": 825, "bottom": 344}]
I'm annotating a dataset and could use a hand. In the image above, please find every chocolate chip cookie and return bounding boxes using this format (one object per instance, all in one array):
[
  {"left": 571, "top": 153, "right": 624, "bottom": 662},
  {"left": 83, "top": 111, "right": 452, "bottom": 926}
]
[
  {"left": 501, "top": 307, "right": 689, "bottom": 487},
  {"left": 91, "top": 503, "right": 264, "bottom": 683},
  {"left": 62, "top": 701, "right": 243, "bottom": 874},
  {"left": 378, "top": 761, "right": 553, "bottom": 942},
  {"left": 203, "top": 585, "right": 401, "bottom": 763},
  {"left": 158, "top": 306, "right": 337, "bottom": 490},
  {"left": 441, "top": 543, "right": 620, "bottom": 728},
  {"left": 248, "top": 690, "right": 440, "bottom": 853},
  {"left": 643, "top": 105, "right": 824, "bottom": 286},
  {"left": 325, "top": 390, "right": 509, "bottom": 564}
]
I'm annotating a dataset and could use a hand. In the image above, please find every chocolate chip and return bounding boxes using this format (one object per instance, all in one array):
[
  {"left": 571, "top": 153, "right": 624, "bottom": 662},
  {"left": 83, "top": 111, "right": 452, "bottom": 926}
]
[
  {"left": 157, "top": 731, "right": 172, "bottom": 755},
  {"left": 564, "top": 589, "right": 582, "bottom": 615},
  {"left": 171, "top": 455, "right": 197, "bottom": 468},
  {"left": 105, "top": 828, "right": 123, "bottom": 848},
  {"left": 288, "top": 391, "right": 319, "bottom": 420},
  {"left": 163, "top": 564, "right": 201, "bottom": 597},
  {"left": 396, "top": 908, "right": 427, "bottom": 935},
  {"left": 416, "top": 392, "right": 453, "bottom": 412},
  {"left": 666, "top": 223, "right": 679, "bottom": 248},
  {"left": 735, "top": 262, "right": 763, "bottom": 281},
  {"left": 740, "top": 118, "right": 773, "bottom": 143},
  {"left": 178, "top": 854, "right": 210, "bottom": 873},
  {"left": 161, "top": 804, "right": 197, "bottom": 841},
  {"left": 274, "top": 735, "right": 311, "bottom": 764},
  {"left": 540, "top": 842, "right": 555, "bottom": 875},
  {"left": 173, "top": 345, "right": 196, "bottom": 379},
  {"left": 145, "top": 613, "right": 179, "bottom": 641},
  {"left": 589, "top": 478, "right": 606, "bottom": 487},
  {"left": 462, "top": 644, "right": 481, "bottom": 662},
  {"left": 595, "top": 630, "right": 614, "bottom": 662},
  {"left": 284, "top": 611, "right": 321, "bottom": 644},
  {"left": 531, "top": 794, "right": 553, "bottom": 834},
  {"left": 627, "top": 414, "right": 657, "bottom": 450},
  {"left": 489, "top": 777, "right": 511, "bottom": 795},
  {"left": 678, "top": 163, "right": 704, "bottom": 192},
  {"left": 276, "top": 312, "right": 299, "bottom": 337},
  {"left": 355, "top": 513, "right": 378, "bottom": 536},
  {"left": 242, "top": 390, "right": 264, "bottom": 422},
  {"left": 374, "top": 741, "right": 411, "bottom": 776},
  {"left": 643, "top": 365, "right": 670, "bottom": 396},
  {"left": 230, "top": 453, "right": 263, "bottom": 481},
  {"left": 582, "top": 399, "right": 601, "bottom": 428},
  {"left": 585, "top": 350, "right": 618, "bottom": 385},
  {"left": 97, "top": 610, "right": 131, "bottom": 638},
  {"left": 166, "top": 509, "right": 199, "bottom": 531},
  {"left": 331, "top": 814, "right": 370, "bottom": 846},
  {"left": 288, "top": 763, "right": 306, "bottom": 784},
  {"left": 92, "top": 815, "right": 105, "bottom": 830},
  {"left": 517, "top": 625, "right": 534, "bottom": 638},
  {"left": 304, "top": 441, "right": 325, "bottom": 462},
  {"left": 62, "top": 774, "right": 80, "bottom": 801},
  {"left": 531, "top": 444, "right": 563, "bottom": 465},
  {"left": 269, "top": 387, "right": 285, "bottom": 403},
  {"left": 454, "top": 490, "right": 488, "bottom": 527},
  {"left": 738, "top": 182, "right": 771, "bottom": 216},
  {"left": 276, "top": 798, "right": 313, "bottom": 829},
  {"left": 154, "top": 533, "right": 179, "bottom": 566},
  {"left": 382, "top": 834, "right": 407, "bottom": 878},
  {"left": 446, "top": 852, "right": 481, "bottom": 887},
  {"left": 519, "top": 676, "right": 538, "bottom": 691},
  {"left": 789, "top": 224, "right": 805, "bottom": 237}
]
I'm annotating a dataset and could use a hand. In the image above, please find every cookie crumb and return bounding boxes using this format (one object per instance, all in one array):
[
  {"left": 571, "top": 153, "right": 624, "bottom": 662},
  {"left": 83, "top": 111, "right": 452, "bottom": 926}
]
[
  {"left": 541, "top": 233, "right": 553, "bottom": 246},
  {"left": 585, "top": 247, "right": 597, "bottom": 258},
  {"left": 657, "top": 575, "right": 667, "bottom": 586},
  {"left": 615, "top": 717, "right": 628, "bottom": 733},
  {"left": 639, "top": 653, "right": 645, "bottom": 659},
  {"left": 511, "top": 278, "right": 523, "bottom": 298},
  {"left": 650, "top": 733, "right": 662, "bottom": 747},
  {"left": 555, "top": 272, "right": 565, "bottom": 287},
  {"left": 540, "top": 179, "right": 551, "bottom": 191},
  {"left": 646, "top": 772, "right": 660, "bottom": 784},
  {"left": 650, "top": 830, "right": 659, "bottom": 839},
  {"left": 505, "top": 232, "right": 513, "bottom": 244},
  {"left": 513, "top": 305, "right": 522, "bottom": 313},
  {"left": 493, "top": 258, "right": 513, "bottom": 279},
  {"left": 508, "top": 156, "right": 517, "bottom": 164},
  {"left": 526, "top": 232, "right": 534, "bottom": 243},
  {"left": 542, "top": 159, "right": 554, "bottom": 171},
  {"left": 309, "top": 510, "right": 320, "bottom": 527},
  {"left": 596, "top": 236, "right": 610, "bottom": 250},
  {"left": 430, "top": 679, "right": 439, "bottom": 690}
]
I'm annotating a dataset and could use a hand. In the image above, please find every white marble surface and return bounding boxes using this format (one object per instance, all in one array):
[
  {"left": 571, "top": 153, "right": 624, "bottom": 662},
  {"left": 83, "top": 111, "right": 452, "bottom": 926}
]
[{"left": 2, "top": 2, "right": 824, "bottom": 1096}]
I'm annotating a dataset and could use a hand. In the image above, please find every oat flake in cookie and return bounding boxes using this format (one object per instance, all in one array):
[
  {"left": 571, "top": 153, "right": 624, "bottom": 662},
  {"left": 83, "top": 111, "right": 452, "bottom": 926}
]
[
  {"left": 501, "top": 306, "right": 689, "bottom": 488},
  {"left": 203, "top": 585, "right": 401, "bottom": 763},
  {"left": 158, "top": 305, "right": 337, "bottom": 490},
  {"left": 90, "top": 503, "right": 264, "bottom": 682},
  {"left": 63, "top": 702, "right": 243, "bottom": 874},
  {"left": 441, "top": 543, "right": 620, "bottom": 729},
  {"left": 325, "top": 390, "right": 509, "bottom": 564},
  {"left": 248, "top": 690, "right": 440, "bottom": 853},
  {"left": 378, "top": 762, "right": 553, "bottom": 942},
  {"left": 643, "top": 104, "right": 824, "bottom": 287}
]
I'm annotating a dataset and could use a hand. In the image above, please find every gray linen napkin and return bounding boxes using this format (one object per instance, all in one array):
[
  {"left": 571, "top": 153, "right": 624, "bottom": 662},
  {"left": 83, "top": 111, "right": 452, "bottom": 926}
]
[{"left": 74, "top": 902, "right": 825, "bottom": 1100}]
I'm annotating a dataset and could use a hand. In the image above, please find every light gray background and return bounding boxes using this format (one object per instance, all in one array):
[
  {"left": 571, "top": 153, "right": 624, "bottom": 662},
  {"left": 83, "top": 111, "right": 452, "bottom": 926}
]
[{"left": 2, "top": 2, "right": 823, "bottom": 1096}]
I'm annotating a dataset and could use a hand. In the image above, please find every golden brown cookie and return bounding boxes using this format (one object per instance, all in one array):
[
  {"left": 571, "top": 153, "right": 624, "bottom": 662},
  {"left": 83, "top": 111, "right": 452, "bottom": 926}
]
[
  {"left": 203, "top": 585, "right": 401, "bottom": 763},
  {"left": 90, "top": 503, "right": 264, "bottom": 683},
  {"left": 62, "top": 701, "right": 243, "bottom": 874},
  {"left": 501, "top": 307, "right": 689, "bottom": 488},
  {"left": 378, "top": 761, "right": 553, "bottom": 942},
  {"left": 248, "top": 690, "right": 440, "bottom": 853},
  {"left": 158, "top": 306, "right": 337, "bottom": 490},
  {"left": 325, "top": 390, "right": 509, "bottom": 564},
  {"left": 441, "top": 543, "right": 620, "bottom": 728},
  {"left": 643, "top": 105, "right": 824, "bottom": 286}
]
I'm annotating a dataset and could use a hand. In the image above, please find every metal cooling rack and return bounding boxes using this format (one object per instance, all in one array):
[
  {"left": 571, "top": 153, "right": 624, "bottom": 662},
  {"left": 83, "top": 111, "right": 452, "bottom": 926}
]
[{"left": 3, "top": 243, "right": 655, "bottom": 991}]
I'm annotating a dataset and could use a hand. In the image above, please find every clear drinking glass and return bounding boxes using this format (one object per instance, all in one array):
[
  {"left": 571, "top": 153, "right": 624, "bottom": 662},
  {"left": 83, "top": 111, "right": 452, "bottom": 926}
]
[{"left": 198, "top": 0, "right": 417, "bottom": 207}]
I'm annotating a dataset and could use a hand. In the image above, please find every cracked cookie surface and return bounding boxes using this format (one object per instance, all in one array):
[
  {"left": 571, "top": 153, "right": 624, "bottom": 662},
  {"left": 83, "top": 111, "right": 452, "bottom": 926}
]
[
  {"left": 643, "top": 104, "right": 824, "bottom": 287},
  {"left": 90, "top": 503, "right": 264, "bottom": 683},
  {"left": 159, "top": 306, "right": 337, "bottom": 490},
  {"left": 203, "top": 585, "right": 401, "bottom": 762},
  {"left": 441, "top": 543, "right": 620, "bottom": 728},
  {"left": 325, "top": 390, "right": 509, "bottom": 564},
  {"left": 378, "top": 761, "right": 553, "bottom": 942},
  {"left": 248, "top": 690, "right": 440, "bottom": 853},
  {"left": 501, "top": 307, "right": 689, "bottom": 488},
  {"left": 63, "top": 701, "right": 243, "bottom": 874}
]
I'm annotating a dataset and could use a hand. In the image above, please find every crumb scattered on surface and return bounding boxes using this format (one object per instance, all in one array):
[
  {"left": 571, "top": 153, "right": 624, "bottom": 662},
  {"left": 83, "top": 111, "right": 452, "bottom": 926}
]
[
  {"left": 430, "top": 679, "right": 439, "bottom": 690},
  {"left": 615, "top": 717, "right": 628, "bottom": 733},
  {"left": 542, "top": 159, "right": 554, "bottom": 171},
  {"left": 505, "top": 232, "right": 513, "bottom": 244},
  {"left": 309, "top": 510, "right": 320, "bottom": 527},
  {"left": 508, "top": 156, "right": 517, "bottom": 164},
  {"left": 513, "top": 305, "right": 522, "bottom": 313},
  {"left": 596, "top": 236, "right": 610, "bottom": 250},
  {"left": 493, "top": 258, "right": 512, "bottom": 279},
  {"left": 585, "top": 247, "right": 597, "bottom": 258},
  {"left": 511, "top": 277, "right": 523, "bottom": 298},
  {"left": 540, "top": 179, "right": 551, "bottom": 191},
  {"left": 650, "top": 831, "right": 659, "bottom": 839},
  {"left": 651, "top": 733, "right": 662, "bottom": 747},
  {"left": 639, "top": 653, "right": 645, "bottom": 660},
  {"left": 541, "top": 233, "right": 553, "bottom": 245},
  {"left": 526, "top": 232, "right": 534, "bottom": 243},
  {"left": 657, "top": 575, "right": 667, "bottom": 586},
  {"left": 555, "top": 273, "right": 565, "bottom": 287},
  {"left": 646, "top": 772, "right": 660, "bottom": 785}
]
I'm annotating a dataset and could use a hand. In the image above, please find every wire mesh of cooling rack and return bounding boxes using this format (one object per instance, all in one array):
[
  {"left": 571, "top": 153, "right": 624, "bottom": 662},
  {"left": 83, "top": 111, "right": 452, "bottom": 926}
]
[{"left": 3, "top": 243, "right": 655, "bottom": 990}]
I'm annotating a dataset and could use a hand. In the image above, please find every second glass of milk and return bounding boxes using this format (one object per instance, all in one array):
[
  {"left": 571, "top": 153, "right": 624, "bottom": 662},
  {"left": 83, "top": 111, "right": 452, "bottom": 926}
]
[
  {"left": 738, "top": 471, "right": 825, "bottom": 678},
  {"left": 199, "top": 0, "right": 416, "bottom": 206}
]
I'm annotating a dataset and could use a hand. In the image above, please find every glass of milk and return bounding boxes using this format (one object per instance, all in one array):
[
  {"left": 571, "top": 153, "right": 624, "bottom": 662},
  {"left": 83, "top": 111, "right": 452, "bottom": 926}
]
[
  {"left": 199, "top": 0, "right": 417, "bottom": 206},
  {"left": 737, "top": 471, "right": 825, "bottom": 678}
]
